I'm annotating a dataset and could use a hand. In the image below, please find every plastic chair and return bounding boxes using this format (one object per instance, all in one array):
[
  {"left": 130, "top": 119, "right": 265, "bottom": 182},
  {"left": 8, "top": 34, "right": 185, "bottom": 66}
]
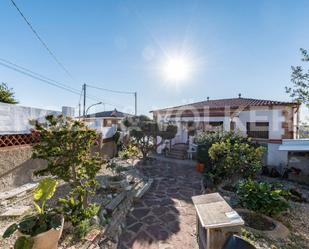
[{"left": 222, "top": 235, "right": 256, "bottom": 249}]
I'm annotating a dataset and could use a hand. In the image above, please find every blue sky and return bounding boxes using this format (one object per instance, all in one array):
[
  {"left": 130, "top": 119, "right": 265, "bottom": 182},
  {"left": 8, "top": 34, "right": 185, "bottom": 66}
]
[{"left": 0, "top": 0, "right": 309, "bottom": 117}]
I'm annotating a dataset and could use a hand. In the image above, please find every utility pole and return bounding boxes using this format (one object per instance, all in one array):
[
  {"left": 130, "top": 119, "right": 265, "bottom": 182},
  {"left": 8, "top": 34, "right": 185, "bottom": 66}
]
[
  {"left": 83, "top": 83, "right": 86, "bottom": 118},
  {"left": 134, "top": 92, "right": 137, "bottom": 116},
  {"left": 78, "top": 103, "right": 81, "bottom": 118}
]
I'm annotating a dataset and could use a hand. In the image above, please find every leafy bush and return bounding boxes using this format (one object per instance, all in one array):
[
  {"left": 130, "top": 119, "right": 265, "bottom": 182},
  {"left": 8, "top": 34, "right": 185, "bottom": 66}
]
[
  {"left": 3, "top": 178, "right": 62, "bottom": 248},
  {"left": 208, "top": 139, "right": 265, "bottom": 184},
  {"left": 159, "top": 124, "right": 177, "bottom": 140},
  {"left": 31, "top": 115, "right": 102, "bottom": 226},
  {"left": 119, "top": 144, "right": 139, "bottom": 159},
  {"left": 196, "top": 131, "right": 249, "bottom": 146},
  {"left": 123, "top": 115, "right": 159, "bottom": 158},
  {"left": 196, "top": 131, "right": 249, "bottom": 165},
  {"left": 237, "top": 179, "right": 290, "bottom": 216}
]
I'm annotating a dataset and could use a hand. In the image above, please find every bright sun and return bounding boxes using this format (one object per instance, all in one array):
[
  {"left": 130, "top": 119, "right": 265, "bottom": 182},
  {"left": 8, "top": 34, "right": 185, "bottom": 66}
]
[{"left": 163, "top": 56, "right": 191, "bottom": 82}]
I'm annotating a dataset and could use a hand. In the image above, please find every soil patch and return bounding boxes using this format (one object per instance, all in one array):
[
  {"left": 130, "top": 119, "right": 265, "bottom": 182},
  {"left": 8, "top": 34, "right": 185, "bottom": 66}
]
[{"left": 239, "top": 211, "right": 275, "bottom": 231}]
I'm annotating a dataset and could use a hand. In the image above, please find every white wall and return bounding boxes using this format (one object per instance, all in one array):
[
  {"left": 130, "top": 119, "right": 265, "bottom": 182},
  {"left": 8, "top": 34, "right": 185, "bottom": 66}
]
[
  {"left": 236, "top": 109, "right": 285, "bottom": 139},
  {"left": 0, "top": 103, "right": 70, "bottom": 135},
  {"left": 267, "top": 143, "right": 288, "bottom": 167}
]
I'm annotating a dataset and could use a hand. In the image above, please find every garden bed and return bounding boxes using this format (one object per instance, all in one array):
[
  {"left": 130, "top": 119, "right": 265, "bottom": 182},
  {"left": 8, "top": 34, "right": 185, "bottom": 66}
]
[
  {"left": 238, "top": 184, "right": 308, "bottom": 248},
  {"left": 0, "top": 158, "right": 149, "bottom": 249},
  {"left": 239, "top": 211, "right": 275, "bottom": 231}
]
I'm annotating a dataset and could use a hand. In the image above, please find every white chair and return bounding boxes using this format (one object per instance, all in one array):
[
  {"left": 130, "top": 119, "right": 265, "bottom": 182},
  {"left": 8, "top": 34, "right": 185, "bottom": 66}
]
[{"left": 187, "top": 143, "right": 197, "bottom": 160}]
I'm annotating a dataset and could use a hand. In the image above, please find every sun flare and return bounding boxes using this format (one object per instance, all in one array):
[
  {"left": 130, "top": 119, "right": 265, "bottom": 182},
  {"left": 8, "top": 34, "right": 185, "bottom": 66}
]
[{"left": 163, "top": 56, "right": 191, "bottom": 82}]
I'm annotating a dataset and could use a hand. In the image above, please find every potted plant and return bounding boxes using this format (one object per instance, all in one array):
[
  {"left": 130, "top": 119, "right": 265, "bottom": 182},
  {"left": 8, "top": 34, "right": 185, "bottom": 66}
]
[{"left": 2, "top": 178, "right": 63, "bottom": 249}]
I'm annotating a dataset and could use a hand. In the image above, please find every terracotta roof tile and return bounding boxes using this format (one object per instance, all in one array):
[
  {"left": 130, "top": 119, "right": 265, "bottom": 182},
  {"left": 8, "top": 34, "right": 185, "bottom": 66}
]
[{"left": 151, "top": 98, "right": 299, "bottom": 112}]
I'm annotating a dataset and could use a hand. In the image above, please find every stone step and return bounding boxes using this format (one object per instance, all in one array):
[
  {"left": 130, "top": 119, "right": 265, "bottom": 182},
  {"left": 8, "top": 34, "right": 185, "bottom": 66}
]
[
  {"left": 0, "top": 183, "right": 37, "bottom": 201},
  {"left": 166, "top": 152, "right": 186, "bottom": 160},
  {"left": 135, "top": 178, "right": 153, "bottom": 199},
  {"left": 171, "top": 148, "right": 187, "bottom": 153},
  {"left": 168, "top": 150, "right": 186, "bottom": 155}
]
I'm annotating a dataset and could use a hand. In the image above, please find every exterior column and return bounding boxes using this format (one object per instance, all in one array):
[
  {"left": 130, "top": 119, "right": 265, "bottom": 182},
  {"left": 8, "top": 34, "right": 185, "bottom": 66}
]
[{"left": 223, "top": 117, "right": 231, "bottom": 132}]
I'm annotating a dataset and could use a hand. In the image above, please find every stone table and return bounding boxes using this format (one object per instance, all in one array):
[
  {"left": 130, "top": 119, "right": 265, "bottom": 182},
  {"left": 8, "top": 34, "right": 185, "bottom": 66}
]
[{"left": 192, "top": 193, "right": 244, "bottom": 249}]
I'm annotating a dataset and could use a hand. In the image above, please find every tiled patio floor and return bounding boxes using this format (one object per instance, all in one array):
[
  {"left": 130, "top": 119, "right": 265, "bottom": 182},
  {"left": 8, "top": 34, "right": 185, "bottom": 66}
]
[{"left": 118, "top": 160, "right": 201, "bottom": 249}]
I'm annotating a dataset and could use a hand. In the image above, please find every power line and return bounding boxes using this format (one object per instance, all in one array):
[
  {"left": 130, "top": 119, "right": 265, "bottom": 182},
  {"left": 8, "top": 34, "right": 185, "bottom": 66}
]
[
  {"left": 0, "top": 59, "right": 122, "bottom": 108},
  {"left": 86, "top": 84, "right": 135, "bottom": 113},
  {"left": 0, "top": 60, "right": 80, "bottom": 95},
  {"left": 9, "top": 0, "right": 74, "bottom": 79},
  {"left": 87, "top": 84, "right": 135, "bottom": 95},
  {"left": 0, "top": 58, "right": 78, "bottom": 93}
]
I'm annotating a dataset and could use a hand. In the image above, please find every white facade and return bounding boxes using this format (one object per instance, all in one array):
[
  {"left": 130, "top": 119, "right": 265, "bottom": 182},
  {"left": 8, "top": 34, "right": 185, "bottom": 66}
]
[
  {"left": 155, "top": 108, "right": 288, "bottom": 140},
  {"left": 154, "top": 106, "right": 297, "bottom": 167}
]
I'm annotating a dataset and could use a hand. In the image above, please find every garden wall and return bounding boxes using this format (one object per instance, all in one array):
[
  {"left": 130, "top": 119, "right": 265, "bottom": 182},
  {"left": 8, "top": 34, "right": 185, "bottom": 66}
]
[
  {"left": 0, "top": 145, "right": 46, "bottom": 191},
  {"left": 0, "top": 103, "right": 63, "bottom": 135},
  {"left": 0, "top": 141, "right": 117, "bottom": 192}
]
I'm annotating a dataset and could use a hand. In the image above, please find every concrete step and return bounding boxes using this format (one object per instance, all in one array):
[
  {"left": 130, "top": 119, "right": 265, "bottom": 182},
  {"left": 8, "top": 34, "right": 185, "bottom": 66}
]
[
  {"left": 166, "top": 154, "right": 186, "bottom": 160},
  {"left": 171, "top": 148, "right": 187, "bottom": 152},
  {"left": 169, "top": 149, "right": 186, "bottom": 155},
  {"left": 166, "top": 151, "right": 186, "bottom": 160}
]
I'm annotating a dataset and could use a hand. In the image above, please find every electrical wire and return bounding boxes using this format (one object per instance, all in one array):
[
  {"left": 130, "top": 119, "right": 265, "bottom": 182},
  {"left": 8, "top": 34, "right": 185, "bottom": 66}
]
[
  {"left": 0, "top": 59, "right": 122, "bottom": 108},
  {"left": 0, "top": 58, "right": 78, "bottom": 93},
  {"left": 0, "top": 61, "right": 79, "bottom": 95},
  {"left": 9, "top": 0, "right": 74, "bottom": 79},
  {"left": 87, "top": 84, "right": 135, "bottom": 95}
]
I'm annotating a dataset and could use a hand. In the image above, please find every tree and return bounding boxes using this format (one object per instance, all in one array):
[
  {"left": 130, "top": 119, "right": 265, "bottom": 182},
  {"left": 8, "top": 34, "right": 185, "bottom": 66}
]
[
  {"left": 299, "top": 121, "right": 309, "bottom": 138},
  {"left": 286, "top": 48, "right": 309, "bottom": 106},
  {"left": 158, "top": 123, "right": 178, "bottom": 150},
  {"left": 159, "top": 124, "right": 178, "bottom": 140},
  {"left": 123, "top": 115, "right": 159, "bottom": 159},
  {"left": 0, "top": 83, "right": 18, "bottom": 104},
  {"left": 31, "top": 115, "right": 102, "bottom": 226}
]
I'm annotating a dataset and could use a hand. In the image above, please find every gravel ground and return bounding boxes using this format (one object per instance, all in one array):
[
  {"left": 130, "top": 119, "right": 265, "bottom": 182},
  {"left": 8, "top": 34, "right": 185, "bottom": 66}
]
[
  {"left": 221, "top": 176, "right": 309, "bottom": 249},
  {"left": 0, "top": 159, "right": 138, "bottom": 249}
]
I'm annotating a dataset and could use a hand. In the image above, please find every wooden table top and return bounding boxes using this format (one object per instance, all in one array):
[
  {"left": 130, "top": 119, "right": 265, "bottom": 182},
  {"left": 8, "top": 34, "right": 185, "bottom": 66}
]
[{"left": 192, "top": 192, "right": 244, "bottom": 229}]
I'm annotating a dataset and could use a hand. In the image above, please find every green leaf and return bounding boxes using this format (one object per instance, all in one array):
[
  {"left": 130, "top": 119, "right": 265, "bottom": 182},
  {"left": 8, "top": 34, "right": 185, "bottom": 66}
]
[
  {"left": 19, "top": 216, "right": 37, "bottom": 235},
  {"left": 3, "top": 223, "right": 18, "bottom": 238},
  {"left": 14, "top": 236, "right": 33, "bottom": 249},
  {"left": 33, "top": 202, "right": 42, "bottom": 214},
  {"left": 34, "top": 177, "right": 57, "bottom": 203}
]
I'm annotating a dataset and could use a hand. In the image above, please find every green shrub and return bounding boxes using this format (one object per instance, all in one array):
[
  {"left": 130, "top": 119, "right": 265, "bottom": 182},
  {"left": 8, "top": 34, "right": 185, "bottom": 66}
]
[
  {"left": 237, "top": 179, "right": 290, "bottom": 216},
  {"left": 196, "top": 131, "right": 249, "bottom": 146},
  {"left": 197, "top": 143, "right": 212, "bottom": 165},
  {"left": 123, "top": 115, "right": 159, "bottom": 158},
  {"left": 208, "top": 139, "right": 265, "bottom": 184},
  {"left": 119, "top": 144, "right": 139, "bottom": 159},
  {"left": 31, "top": 115, "right": 102, "bottom": 226},
  {"left": 196, "top": 131, "right": 250, "bottom": 165}
]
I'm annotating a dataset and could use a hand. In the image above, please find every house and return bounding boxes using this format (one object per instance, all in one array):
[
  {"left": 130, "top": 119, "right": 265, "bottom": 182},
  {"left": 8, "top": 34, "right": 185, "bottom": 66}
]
[
  {"left": 151, "top": 95, "right": 300, "bottom": 167},
  {"left": 83, "top": 108, "right": 131, "bottom": 128}
]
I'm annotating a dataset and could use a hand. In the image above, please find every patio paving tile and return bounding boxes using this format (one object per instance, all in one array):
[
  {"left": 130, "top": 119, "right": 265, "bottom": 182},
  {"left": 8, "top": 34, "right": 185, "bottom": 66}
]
[{"left": 118, "top": 160, "right": 201, "bottom": 249}]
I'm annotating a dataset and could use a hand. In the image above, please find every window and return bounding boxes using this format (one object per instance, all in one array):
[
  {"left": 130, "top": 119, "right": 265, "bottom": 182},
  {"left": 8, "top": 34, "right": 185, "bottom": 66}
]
[
  {"left": 203, "top": 122, "right": 223, "bottom": 132},
  {"left": 246, "top": 122, "right": 269, "bottom": 139}
]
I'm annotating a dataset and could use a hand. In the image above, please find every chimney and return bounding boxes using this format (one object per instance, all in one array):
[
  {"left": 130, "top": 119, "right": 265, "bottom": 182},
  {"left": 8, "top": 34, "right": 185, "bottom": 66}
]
[{"left": 238, "top": 93, "right": 242, "bottom": 98}]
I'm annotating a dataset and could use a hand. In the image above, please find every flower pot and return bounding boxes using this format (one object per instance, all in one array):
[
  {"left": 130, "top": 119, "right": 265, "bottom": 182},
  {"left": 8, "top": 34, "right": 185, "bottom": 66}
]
[
  {"left": 18, "top": 217, "right": 64, "bottom": 249},
  {"left": 196, "top": 163, "right": 205, "bottom": 172},
  {"left": 32, "top": 217, "right": 64, "bottom": 249}
]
